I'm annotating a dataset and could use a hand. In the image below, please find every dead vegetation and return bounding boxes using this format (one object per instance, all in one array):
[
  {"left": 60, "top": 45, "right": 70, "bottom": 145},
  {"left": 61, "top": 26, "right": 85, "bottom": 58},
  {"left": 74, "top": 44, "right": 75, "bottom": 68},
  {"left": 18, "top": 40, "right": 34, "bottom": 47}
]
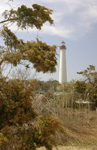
[
  {"left": 33, "top": 92, "right": 97, "bottom": 147},
  {"left": 37, "top": 145, "right": 97, "bottom": 150}
]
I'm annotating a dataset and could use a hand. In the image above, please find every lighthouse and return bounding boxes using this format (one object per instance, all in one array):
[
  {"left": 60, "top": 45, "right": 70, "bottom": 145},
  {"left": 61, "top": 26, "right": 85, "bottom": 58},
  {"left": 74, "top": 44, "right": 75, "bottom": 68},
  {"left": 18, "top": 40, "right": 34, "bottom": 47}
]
[{"left": 59, "top": 41, "right": 67, "bottom": 84}]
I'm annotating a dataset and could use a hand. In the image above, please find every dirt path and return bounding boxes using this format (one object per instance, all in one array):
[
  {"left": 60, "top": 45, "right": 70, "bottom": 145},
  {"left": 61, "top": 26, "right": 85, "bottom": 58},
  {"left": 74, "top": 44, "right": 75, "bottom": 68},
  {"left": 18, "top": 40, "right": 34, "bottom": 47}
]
[{"left": 37, "top": 146, "right": 97, "bottom": 150}]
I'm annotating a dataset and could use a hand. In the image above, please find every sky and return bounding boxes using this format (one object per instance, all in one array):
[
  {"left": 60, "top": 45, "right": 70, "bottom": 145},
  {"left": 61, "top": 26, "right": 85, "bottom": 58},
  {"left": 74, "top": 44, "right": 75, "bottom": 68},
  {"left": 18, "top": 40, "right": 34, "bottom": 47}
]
[{"left": 0, "top": 0, "right": 97, "bottom": 81}]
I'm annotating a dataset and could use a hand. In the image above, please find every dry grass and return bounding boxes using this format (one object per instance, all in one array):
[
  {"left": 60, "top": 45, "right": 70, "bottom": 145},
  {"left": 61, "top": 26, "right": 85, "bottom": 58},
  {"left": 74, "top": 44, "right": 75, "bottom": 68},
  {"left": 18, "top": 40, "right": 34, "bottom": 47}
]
[
  {"left": 33, "top": 93, "right": 97, "bottom": 147},
  {"left": 37, "top": 145, "right": 97, "bottom": 150}
]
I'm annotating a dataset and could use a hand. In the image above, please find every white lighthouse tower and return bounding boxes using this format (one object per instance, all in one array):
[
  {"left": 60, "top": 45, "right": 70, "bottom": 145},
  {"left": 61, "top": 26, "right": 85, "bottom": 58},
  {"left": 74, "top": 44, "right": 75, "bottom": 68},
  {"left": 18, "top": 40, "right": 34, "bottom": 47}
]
[{"left": 59, "top": 41, "right": 67, "bottom": 84}]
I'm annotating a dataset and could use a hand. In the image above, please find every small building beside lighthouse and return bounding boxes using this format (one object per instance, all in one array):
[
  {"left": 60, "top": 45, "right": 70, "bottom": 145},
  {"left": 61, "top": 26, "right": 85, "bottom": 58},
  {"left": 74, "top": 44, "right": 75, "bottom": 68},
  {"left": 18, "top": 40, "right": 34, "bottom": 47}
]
[{"left": 59, "top": 41, "right": 67, "bottom": 84}]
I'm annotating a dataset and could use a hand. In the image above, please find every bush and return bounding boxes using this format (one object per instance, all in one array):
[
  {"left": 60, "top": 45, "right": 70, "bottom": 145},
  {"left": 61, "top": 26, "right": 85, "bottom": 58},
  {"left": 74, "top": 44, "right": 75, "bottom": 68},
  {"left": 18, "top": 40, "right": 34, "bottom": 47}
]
[{"left": 0, "top": 78, "right": 64, "bottom": 150}]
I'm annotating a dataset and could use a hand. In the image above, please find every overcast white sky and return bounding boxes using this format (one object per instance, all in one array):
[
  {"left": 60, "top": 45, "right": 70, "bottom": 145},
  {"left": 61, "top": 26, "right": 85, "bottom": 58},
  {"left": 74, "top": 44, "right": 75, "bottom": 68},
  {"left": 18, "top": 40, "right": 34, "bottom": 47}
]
[{"left": 0, "top": 0, "right": 97, "bottom": 81}]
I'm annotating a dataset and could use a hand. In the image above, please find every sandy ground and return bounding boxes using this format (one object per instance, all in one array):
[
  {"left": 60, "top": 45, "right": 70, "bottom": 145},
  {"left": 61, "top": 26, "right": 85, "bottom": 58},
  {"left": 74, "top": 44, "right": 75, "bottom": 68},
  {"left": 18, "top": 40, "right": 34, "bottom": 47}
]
[{"left": 37, "top": 146, "right": 97, "bottom": 150}]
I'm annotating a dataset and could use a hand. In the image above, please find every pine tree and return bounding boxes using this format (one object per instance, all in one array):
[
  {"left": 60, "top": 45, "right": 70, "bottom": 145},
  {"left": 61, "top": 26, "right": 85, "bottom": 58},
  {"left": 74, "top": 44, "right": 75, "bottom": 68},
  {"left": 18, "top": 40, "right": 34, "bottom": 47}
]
[{"left": 0, "top": 1, "right": 64, "bottom": 150}]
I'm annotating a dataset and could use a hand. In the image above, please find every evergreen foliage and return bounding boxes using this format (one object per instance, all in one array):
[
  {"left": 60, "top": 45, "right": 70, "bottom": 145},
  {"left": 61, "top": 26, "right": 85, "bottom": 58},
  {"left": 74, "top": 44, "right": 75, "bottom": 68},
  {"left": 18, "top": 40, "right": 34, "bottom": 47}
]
[
  {"left": 75, "top": 65, "right": 97, "bottom": 103},
  {"left": 0, "top": 1, "right": 63, "bottom": 149}
]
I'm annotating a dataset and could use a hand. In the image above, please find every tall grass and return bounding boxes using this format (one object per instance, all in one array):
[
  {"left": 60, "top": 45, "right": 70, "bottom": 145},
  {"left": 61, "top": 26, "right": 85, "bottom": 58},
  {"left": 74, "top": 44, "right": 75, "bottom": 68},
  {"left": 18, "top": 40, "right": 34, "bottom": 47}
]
[{"left": 32, "top": 92, "right": 97, "bottom": 146}]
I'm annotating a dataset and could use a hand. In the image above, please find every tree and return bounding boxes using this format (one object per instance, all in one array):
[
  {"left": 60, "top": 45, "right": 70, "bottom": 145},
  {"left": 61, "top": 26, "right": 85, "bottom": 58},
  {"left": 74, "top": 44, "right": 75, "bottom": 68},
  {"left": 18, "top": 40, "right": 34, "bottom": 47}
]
[
  {"left": 74, "top": 80, "right": 87, "bottom": 99},
  {"left": 77, "top": 65, "right": 97, "bottom": 86},
  {"left": 35, "top": 80, "right": 59, "bottom": 92},
  {"left": 0, "top": 3, "right": 57, "bottom": 75},
  {"left": 74, "top": 81, "right": 86, "bottom": 94},
  {"left": 77, "top": 65, "right": 97, "bottom": 103},
  {"left": 0, "top": 1, "right": 64, "bottom": 150},
  {"left": 46, "top": 80, "right": 60, "bottom": 92}
]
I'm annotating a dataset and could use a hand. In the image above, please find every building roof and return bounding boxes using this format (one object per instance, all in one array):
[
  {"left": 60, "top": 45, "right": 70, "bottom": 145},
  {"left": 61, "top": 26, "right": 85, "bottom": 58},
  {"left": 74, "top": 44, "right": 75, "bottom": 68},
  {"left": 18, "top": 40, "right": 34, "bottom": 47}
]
[
  {"left": 61, "top": 41, "right": 65, "bottom": 43},
  {"left": 60, "top": 41, "right": 66, "bottom": 50}
]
